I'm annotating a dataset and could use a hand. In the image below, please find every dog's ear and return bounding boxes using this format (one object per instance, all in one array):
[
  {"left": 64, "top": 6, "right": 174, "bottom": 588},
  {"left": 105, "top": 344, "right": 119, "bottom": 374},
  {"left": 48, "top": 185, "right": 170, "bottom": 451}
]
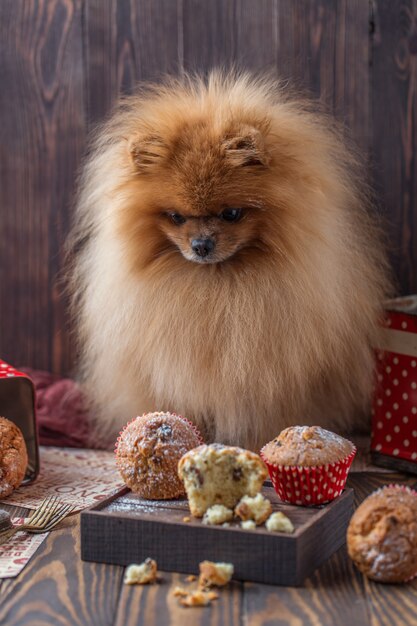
[
  {"left": 222, "top": 125, "right": 270, "bottom": 168},
  {"left": 127, "top": 134, "right": 168, "bottom": 172}
]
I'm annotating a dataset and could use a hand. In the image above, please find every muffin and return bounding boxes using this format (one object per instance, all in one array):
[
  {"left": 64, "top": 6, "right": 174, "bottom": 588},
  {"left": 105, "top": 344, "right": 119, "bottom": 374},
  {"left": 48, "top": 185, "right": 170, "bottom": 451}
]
[
  {"left": 265, "top": 512, "right": 294, "bottom": 533},
  {"left": 347, "top": 485, "right": 417, "bottom": 583},
  {"left": 0, "top": 416, "right": 28, "bottom": 498},
  {"left": 202, "top": 504, "right": 234, "bottom": 525},
  {"left": 178, "top": 443, "right": 268, "bottom": 517},
  {"left": 198, "top": 561, "right": 234, "bottom": 588},
  {"left": 124, "top": 558, "right": 158, "bottom": 585},
  {"left": 115, "top": 412, "right": 203, "bottom": 499},
  {"left": 261, "top": 426, "right": 356, "bottom": 505},
  {"left": 234, "top": 493, "right": 272, "bottom": 525}
]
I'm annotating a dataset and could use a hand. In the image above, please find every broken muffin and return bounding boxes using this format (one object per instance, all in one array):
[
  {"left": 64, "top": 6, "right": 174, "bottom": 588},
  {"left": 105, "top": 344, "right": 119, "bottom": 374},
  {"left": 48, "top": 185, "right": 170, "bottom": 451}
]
[{"left": 178, "top": 443, "right": 267, "bottom": 517}]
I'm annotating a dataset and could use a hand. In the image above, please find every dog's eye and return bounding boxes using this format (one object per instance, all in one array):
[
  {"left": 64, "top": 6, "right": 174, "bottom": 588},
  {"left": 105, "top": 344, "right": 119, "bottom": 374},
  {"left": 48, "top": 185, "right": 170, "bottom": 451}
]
[
  {"left": 170, "top": 213, "right": 186, "bottom": 225},
  {"left": 220, "top": 208, "right": 243, "bottom": 222}
]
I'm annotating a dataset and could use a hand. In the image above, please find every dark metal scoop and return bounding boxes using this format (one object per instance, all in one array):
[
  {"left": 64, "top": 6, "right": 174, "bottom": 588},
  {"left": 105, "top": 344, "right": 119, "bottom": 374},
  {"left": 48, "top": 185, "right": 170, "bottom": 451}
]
[{"left": 0, "top": 509, "right": 13, "bottom": 532}]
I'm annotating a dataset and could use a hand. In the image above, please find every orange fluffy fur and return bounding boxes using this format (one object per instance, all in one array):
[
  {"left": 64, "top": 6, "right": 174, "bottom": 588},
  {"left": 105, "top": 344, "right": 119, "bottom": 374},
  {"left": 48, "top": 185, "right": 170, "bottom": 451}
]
[{"left": 69, "top": 71, "right": 391, "bottom": 450}]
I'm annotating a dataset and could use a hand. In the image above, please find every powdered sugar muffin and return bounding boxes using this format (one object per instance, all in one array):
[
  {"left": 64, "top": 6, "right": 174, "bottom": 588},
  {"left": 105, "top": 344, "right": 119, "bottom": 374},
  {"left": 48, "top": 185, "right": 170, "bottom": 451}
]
[
  {"left": 115, "top": 412, "right": 202, "bottom": 499},
  {"left": 347, "top": 485, "right": 417, "bottom": 583},
  {"left": 0, "top": 416, "right": 28, "bottom": 498}
]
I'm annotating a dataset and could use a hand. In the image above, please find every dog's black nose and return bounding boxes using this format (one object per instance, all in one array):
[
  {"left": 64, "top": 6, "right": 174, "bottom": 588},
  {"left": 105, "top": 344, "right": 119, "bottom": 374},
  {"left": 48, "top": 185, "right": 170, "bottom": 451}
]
[{"left": 191, "top": 238, "right": 215, "bottom": 257}]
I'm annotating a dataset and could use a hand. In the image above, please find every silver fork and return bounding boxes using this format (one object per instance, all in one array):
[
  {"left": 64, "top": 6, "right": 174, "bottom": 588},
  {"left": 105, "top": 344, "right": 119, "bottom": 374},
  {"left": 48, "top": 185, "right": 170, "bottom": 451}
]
[
  {"left": 27, "top": 503, "right": 76, "bottom": 534},
  {"left": 0, "top": 496, "right": 74, "bottom": 545}
]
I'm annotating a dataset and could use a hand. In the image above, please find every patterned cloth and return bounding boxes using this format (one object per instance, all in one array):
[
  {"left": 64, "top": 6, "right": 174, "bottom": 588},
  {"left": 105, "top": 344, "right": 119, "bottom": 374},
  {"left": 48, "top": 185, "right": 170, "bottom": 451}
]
[
  {"left": 1, "top": 447, "right": 124, "bottom": 511},
  {"left": 19, "top": 368, "right": 93, "bottom": 448}
]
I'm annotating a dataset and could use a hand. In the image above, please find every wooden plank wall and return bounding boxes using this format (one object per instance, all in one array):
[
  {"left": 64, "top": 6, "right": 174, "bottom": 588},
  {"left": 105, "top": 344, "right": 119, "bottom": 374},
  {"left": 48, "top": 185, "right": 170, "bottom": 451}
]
[{"left": 0, "top": 0, "right": 416, "bottom": 375}]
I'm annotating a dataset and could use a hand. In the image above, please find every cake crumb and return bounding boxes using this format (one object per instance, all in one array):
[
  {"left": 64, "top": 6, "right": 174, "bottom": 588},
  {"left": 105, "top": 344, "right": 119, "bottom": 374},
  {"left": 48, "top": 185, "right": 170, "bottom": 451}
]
[
  {"left": 183, "top": 516, "right": 191, "bottom": 523},
  {"left": 174, "top": 587, "right": 218, "bottom": 607},
  {"left": 198, "top": 560, "right": 234, "bottom": 588},
  {"left": 124, "top": 559, "right": 158, "bottom": 584},
  {"left": 181, "top": 590, "right": 218, "bottom": 607},
  {"left": 173, "top": 586, "right": 188, "bottom": 597},
  {"left": 174, "top": 560, "right": 234, "bottom": 608},
  {"left": 241, "top": 519, "right": 256, "bottom": 530},
  {"left": 202, "top": 504, "right": 234, "bottom": 525},
  {"left": 265, "top": 512, "right": 294, "bottom": 533},
  {"left": 186, "top": 574, "right": 197, "bottom": 582},
  {"left": 235, "top": 493, "right": 272, "bottom": 525}
]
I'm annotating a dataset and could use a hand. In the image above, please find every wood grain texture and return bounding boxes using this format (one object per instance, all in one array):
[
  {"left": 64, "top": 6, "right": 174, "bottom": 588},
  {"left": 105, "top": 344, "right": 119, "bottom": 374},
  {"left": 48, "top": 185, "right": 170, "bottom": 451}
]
[
  {"left": 0, "top": 0, "right": 85, "bottom": 374},
  {"left": 0, "top": 509, "right": 124, "bottom": 626},
  {"left": 0, "top": 0, "right": 416, "bottom": 374},
  {"left": 84, "top": 0, "right": 182, "bottom": 128},
  {"left": 363, "top": 575, "right": 417, "bottom": 626},
  {"left": 243, "top": 547, "right": 369, "bottom": 626},
  {"left": 0, "top": 472, "right": 417, "bottom": 625},
  {"left": 241, "top": 472, "right": 417, "bottom": 626},
  {"left": 289, "top": 0, "right": 370, "bottom": 151},
  {"left": 371, "top": 450, "right": 417, "bottom": 474},
  {"left": 115, "top": 572, "right": 242, "bottom": 626},
  {"left": 371, "top": 0, "right": 417, "bottom": 294},
  {"left": 81, "top": 487, "right": 353, "bottom": 586},
  {"left": 182, "top": 0, "right": 369, "bottom": 149}
]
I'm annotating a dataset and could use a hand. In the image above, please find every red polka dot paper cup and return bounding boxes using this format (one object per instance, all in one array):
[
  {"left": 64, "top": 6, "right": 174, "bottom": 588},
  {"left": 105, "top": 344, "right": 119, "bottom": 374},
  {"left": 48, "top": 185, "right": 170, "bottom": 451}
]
[{"left": 260, "top": 446, "right": 356, "bottom": 506}]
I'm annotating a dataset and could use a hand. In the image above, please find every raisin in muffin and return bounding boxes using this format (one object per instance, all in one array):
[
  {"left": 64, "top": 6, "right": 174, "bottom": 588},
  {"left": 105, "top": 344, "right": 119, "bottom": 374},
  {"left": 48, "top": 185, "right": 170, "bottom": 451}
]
[
  {"left": 116, "top": 412, "right": 202, "bottom": 499},
  {"left": 347, "top": 485, "right": 417, "bottom": 583},
  {"left": 178, "top": 443, "right": 267, "bottom": 517},
  {"left": 0, "top": 416, "right": 28, "bottom": 498}
]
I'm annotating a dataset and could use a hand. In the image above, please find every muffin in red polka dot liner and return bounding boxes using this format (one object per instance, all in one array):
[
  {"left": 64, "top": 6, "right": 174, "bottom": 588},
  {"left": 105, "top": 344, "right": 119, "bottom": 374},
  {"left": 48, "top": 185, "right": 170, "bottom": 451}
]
[{"left": 260, "top": 426, "right": 356, "bottom": 506}]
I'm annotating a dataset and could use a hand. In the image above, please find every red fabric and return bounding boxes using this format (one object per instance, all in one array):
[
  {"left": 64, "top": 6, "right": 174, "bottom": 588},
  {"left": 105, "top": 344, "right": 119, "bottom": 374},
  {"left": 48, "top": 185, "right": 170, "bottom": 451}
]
[{"left": 19, "top": 368, "right": 93, "bottom": 449}]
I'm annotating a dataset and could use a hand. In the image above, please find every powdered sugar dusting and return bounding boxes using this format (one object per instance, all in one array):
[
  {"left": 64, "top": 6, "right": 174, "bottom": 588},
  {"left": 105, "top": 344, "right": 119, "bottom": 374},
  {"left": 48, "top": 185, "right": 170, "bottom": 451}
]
[
  {"left": 348, "top": 483, "right": 417, "bottom": 582},
  {"left": 115, "top": 412, "right": 203, "bottom": 499}
]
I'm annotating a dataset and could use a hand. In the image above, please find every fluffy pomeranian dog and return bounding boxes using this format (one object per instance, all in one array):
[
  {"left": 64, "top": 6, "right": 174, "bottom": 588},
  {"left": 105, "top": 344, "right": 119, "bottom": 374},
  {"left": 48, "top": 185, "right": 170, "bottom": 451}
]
[{"left": 69, "top": 71, "right": 391, "bottom": 450}]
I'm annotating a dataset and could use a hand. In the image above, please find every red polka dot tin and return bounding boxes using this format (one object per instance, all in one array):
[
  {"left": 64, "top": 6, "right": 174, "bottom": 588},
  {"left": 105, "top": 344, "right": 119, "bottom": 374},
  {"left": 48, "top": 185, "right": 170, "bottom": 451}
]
[
  {"left": 371, "top": 296, "right": 417, "bottom": 473},
  {"left": 0, "top": 359, "right": 39, "bottom": 483}
]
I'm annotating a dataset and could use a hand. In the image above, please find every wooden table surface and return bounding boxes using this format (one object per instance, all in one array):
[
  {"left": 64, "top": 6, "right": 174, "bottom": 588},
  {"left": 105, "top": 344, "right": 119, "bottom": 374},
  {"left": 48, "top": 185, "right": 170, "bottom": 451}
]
[{"left": 0, "top": 471, "right": 416, "bottom": 626}]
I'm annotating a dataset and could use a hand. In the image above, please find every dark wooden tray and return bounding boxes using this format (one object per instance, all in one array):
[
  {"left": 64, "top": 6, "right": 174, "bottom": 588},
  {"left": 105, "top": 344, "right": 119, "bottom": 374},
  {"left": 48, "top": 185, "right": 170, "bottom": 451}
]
[{"left": 81, "top": 483, "right": 353, "bottom": 586}]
